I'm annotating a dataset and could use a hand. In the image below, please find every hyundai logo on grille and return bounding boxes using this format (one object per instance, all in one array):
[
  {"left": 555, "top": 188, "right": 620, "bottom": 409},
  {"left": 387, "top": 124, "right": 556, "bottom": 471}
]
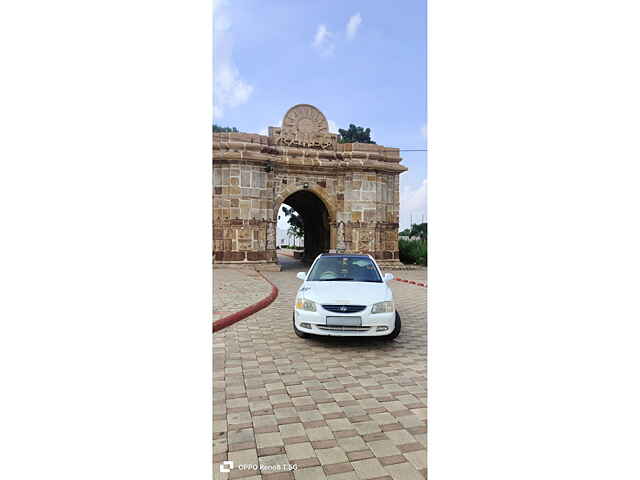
[{"left": 322, "top": 305, "right": 367, "bottom": 314}]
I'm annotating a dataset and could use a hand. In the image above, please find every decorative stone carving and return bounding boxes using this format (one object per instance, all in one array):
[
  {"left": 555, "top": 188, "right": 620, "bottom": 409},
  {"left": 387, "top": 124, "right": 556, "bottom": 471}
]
[
  {"left": 266, "top": 222, "right": 275, "bottom": 249},
  {"left": 337, "top": 221, "right": 345, "bottom": 251},
  {"left": 359, "top": 229, "right": 373, "bottom": 252},
  {"left": 284, "top": 104, "right": 328, "bottom": 133},
  {"left": 269, "top": 104, "right": 337, "bottom": 150}
]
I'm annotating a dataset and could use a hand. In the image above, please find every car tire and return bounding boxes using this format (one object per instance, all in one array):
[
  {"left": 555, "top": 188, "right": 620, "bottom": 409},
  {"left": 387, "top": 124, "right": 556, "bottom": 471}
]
[
  {"left": 383, "top": 312, "right": 401, "bottom": 340},
  {"left": 293, "top": 312, "right": 309, "bottom": 338}
]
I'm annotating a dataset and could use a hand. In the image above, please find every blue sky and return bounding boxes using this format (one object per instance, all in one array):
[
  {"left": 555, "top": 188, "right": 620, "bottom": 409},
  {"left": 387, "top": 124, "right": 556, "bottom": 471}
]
[{"left": 214, "top": 0, "right": 427, "bottom": 230}]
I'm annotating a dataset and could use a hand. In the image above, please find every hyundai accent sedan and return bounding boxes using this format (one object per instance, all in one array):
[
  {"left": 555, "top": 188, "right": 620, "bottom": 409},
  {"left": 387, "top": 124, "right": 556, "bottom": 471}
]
[{"left": 293, "top": 253, "right": 400, "bottom": 339}]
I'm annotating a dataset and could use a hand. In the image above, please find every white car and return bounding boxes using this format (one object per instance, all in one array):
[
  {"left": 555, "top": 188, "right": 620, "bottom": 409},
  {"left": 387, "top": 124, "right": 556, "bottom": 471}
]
[{"left": 293, "top": 253, "right": 401, "bottom": 339}]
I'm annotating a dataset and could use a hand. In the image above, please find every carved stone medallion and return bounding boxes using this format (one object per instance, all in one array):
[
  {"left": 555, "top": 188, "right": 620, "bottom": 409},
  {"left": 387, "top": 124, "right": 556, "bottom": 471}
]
[
  {"left": 268, "top": 104, "right": 337, "bottom": 150},
  {"left": 282, "top": 104, "right": 329, "bottom": 134}
]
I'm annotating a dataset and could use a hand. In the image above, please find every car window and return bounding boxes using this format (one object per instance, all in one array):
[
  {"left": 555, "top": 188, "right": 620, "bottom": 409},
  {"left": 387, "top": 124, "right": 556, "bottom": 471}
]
[{"left": 306, "top": 257, "right": 382, "bottom": 282}]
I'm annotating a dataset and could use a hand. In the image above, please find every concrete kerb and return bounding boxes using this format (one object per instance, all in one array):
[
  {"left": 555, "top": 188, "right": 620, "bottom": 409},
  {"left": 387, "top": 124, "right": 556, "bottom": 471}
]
[{"left": 212, "top": 270, "right": 279, "bottom": 332}]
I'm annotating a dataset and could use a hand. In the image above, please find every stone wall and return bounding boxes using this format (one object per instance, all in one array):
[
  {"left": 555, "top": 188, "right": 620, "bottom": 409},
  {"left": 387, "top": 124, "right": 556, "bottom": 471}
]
[{"left": 212, "top": 105, "right": 407, "bottom": 268}]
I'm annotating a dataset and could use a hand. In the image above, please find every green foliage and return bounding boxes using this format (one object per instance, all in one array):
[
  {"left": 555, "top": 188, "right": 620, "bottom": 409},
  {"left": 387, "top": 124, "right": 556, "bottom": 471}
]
[
  {"left": 399, "top": 223, "right": 427, "bottom": 240},
  {"left": 409, "top": 222, "right": 427, "bottom": 240},
  {"left": 399, "top": 238, "right": 427, "bottom": 266},
  {"left": 282, "top": 206, "right": 304, "bottom": 239},
  {"left": 212, "top": 124, "right": 239, "bottom": 132},
  {"left": 337, "top": 124, "right": 376, "bottom": 144}
]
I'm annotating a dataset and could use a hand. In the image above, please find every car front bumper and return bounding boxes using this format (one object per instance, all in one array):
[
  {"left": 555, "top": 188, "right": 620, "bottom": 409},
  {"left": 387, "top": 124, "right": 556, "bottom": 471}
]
[{"left": 294, "top": 307, "right": 396, "bottom": 336}]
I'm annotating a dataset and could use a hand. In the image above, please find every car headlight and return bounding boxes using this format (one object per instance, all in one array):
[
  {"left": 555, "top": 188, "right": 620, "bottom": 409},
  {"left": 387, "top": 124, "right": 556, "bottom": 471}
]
[
  {"left": 295, "top": 298, "right": 316, "bottom": 312},
  {"left": 371, "top": 301, "right": 394, "bottom": 314}
]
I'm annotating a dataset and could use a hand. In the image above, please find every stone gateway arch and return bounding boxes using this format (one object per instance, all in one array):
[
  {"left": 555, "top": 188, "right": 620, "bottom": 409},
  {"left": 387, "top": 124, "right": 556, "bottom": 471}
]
[{"left": 213, "top": 104, "right": 407, "bottom": 270}]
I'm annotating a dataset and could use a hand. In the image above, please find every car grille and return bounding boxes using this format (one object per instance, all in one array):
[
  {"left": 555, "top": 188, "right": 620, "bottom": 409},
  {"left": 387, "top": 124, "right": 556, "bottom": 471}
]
[
  {"left": 317, "top": 325, "right": 371, "bottom": 332},
  {"left": 322, "top": 305, "right": 367, "bottom": 313}
]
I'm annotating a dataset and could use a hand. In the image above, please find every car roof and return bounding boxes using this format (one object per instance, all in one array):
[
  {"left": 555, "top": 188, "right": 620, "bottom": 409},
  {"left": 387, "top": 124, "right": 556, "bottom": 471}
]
[{"left": 318, "top": 253, "right": 372, "bottom": 258}]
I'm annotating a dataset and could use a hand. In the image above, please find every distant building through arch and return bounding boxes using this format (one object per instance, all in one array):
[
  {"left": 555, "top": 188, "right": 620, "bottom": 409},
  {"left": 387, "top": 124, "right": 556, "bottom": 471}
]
[{"left": 213, "top": 104, "right": 407, "bottom": 269}]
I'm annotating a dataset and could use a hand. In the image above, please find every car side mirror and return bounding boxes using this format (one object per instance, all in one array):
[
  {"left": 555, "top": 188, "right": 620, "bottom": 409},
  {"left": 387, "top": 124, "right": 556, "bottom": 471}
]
[
  {"left": 296, "top": 272, "right": 307, "bottom": 281},
  {"left": 384, "top": 273, "right": 394, "bottom": 282}
]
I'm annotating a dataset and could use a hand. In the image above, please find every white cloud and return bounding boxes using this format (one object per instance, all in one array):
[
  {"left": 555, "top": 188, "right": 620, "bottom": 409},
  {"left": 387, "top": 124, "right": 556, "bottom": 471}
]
[
  {"left": 214, "top": 1, "right": 254, "bottom": 120},
  {"left": 312, "top": 24, "right": 335, "bottom": 57},
  {"left": 327, "top": 119, "right": 338, "bottom": 133},
  {"left": 399, "top": 175, "right": 427, "bottom": 230},
  {"left": 346, "top": 13, "right": 362, "bottom": 40}
]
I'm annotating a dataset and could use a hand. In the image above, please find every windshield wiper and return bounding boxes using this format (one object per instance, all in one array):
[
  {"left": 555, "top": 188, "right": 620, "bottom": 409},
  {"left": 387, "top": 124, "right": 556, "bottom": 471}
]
[{"left": 319, "top": 277, "right": 354, "bottom": 281}]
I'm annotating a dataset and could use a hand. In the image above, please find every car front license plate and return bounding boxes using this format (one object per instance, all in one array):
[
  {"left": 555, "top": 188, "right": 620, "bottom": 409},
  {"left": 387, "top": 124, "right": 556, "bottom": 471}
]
[{"left": 326, "top": 316, "right": 362, "bottom": 327}]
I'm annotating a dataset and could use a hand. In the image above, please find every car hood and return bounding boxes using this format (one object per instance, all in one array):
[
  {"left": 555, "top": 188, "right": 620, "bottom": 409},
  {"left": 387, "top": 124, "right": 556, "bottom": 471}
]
[{"left": 299, "top": 281, "right": 392, "bottom": 306}]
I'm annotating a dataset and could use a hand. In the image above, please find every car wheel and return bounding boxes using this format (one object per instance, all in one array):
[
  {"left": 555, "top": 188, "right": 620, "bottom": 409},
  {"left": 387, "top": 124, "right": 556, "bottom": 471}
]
[
  {"left": 293, "top": 312, "right": 309, "bottom": 338},
  {"left": 383, "top": 312, "right": 401, "bottom": 340}
]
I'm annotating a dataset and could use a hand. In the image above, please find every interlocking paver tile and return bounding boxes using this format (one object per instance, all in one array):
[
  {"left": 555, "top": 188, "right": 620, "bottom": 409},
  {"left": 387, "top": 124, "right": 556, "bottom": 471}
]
[
  {"left": 369, "top": 412, "right": 396, "bottom": 426},
  {"left": 253, "top": 414, "right": 278, "bottom": 428},
  {"left": 229, "top": 412, "right": 252, "bottom": 425},
  {"left": 298, "top": 410, "right": 324, "bottom": 422},
  {"left": 306, "top": 426, "right": 334, "bottom": 441},
  {"left": 346, "top": 449, "right": 374, "bottom": 462},
  {"left": 351, "top": 458, "right": 388, "bottom": 479},
  {"left": 275, "top": 407, "right": 298, "bottom": 419},
  {"left": 315, "top": 446, "right": 349, "bottom": 466},
  {"left": 256, "top": 432, "right": 284, "bottom": 448},
  {"left": 249, "top": 400, "right": 272, "bottom": 412},
  {"left": 228, "top": 448, "right": 259, "bottom": 469},
  {"left": 229, "top": 428, "right": 255, "bottom": 445},
  {"left": 403, "top": 449, "right": 427, "bottom": 470},
  {"left": 326, "top": 418, "right": 352, "bottom": 432},
  {"left": 259, "top": 453, "right": 290, "bottom": 467},
  {"left": 279, "top": 423, "right": 306, "bottom": 438},
  {"left": 293, "top": 466, "right": 327, "bottom": 480},
  {"left": 214, "top": 420, "right": 227, "bottom": 433},
  {"left": 336, "top": 436, "right": 367, "bottom": 452},
  {"left": 365, "top": 439, "right": 401, "bottom": 457},
  {"left": 383, "top": 429, "right": 415, "bottom": 445},
  {"left": 214, "top": 256, "right": 426, "bottom": 480},
  {"left": 384, "top": 461, "right": 426, "bottom": 479},
  {"left": 295, "top": 458, "right": 322, "bottom": 469},
  {"left": 353, "top": 421, "right": 381, "bottom": 435},
  {"left": 285, "top": 442, "right": 316, "bottom": 460},
  {"left": 397, "top": 415, "right": 423, "bottom": 429},
  {"left": 322, "top": 462, "right": 353, "bottom": 474},
  {"left": 325, "top": 472, "right": 359, "bottom": 480}
]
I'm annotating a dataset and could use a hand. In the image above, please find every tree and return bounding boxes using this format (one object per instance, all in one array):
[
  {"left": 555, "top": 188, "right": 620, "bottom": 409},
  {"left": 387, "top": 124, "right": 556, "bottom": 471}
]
[
  {"left": 409, "top": 222, "right": 427, "bottom": 240},
  {"left": 213, "top": 124, "right": 239, "bottom": 133},
  {"left": 282, "top": 206, "right": 304, "bottom": 242},
  {"left": 337, "top": 124, "right": 376, "bottom": 144}
]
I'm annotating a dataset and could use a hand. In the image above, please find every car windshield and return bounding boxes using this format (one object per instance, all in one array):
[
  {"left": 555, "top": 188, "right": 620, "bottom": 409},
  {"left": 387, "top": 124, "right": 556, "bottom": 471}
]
[{"left": 306, "top": 256, "right": 382, "bottom": 282}]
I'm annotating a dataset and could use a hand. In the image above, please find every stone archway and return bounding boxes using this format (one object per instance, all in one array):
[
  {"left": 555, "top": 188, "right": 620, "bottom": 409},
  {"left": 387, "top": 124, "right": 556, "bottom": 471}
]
[
  {"left": 277, "top": 186, "right": 333, "bottom": 261},
  {"left": 213, "top": 103, "right": 407, "bottom": 270}
]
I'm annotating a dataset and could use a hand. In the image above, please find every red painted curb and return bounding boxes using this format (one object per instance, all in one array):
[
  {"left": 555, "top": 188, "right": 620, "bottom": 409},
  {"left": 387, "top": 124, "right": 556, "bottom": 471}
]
[
  {"left": 212, "top": 271, "right": 279, "bottom": 332},
  {"left": 395, "top": 277, "right": 427, "bottom": 288}
]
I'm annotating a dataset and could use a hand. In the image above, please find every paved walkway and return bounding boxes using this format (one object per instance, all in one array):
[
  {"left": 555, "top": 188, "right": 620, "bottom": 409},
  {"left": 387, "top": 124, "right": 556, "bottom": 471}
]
[
  {"left": 214, "top": 255, "right": 427, "bottom": 480},
  {"left": 213, "top": 268, "right": 273, "bottom": 322}
]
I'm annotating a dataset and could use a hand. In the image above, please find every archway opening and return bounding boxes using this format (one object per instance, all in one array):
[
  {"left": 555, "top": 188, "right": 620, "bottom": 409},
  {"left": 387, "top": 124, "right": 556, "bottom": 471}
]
[{"left": 278, "top": 189, "right": 331, "bottom": 262}]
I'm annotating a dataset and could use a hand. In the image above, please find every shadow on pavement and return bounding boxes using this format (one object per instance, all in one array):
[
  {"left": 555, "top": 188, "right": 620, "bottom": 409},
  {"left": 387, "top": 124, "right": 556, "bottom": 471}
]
[{"left": 277, "top": 252, "right": 311, "bottom": 271}]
